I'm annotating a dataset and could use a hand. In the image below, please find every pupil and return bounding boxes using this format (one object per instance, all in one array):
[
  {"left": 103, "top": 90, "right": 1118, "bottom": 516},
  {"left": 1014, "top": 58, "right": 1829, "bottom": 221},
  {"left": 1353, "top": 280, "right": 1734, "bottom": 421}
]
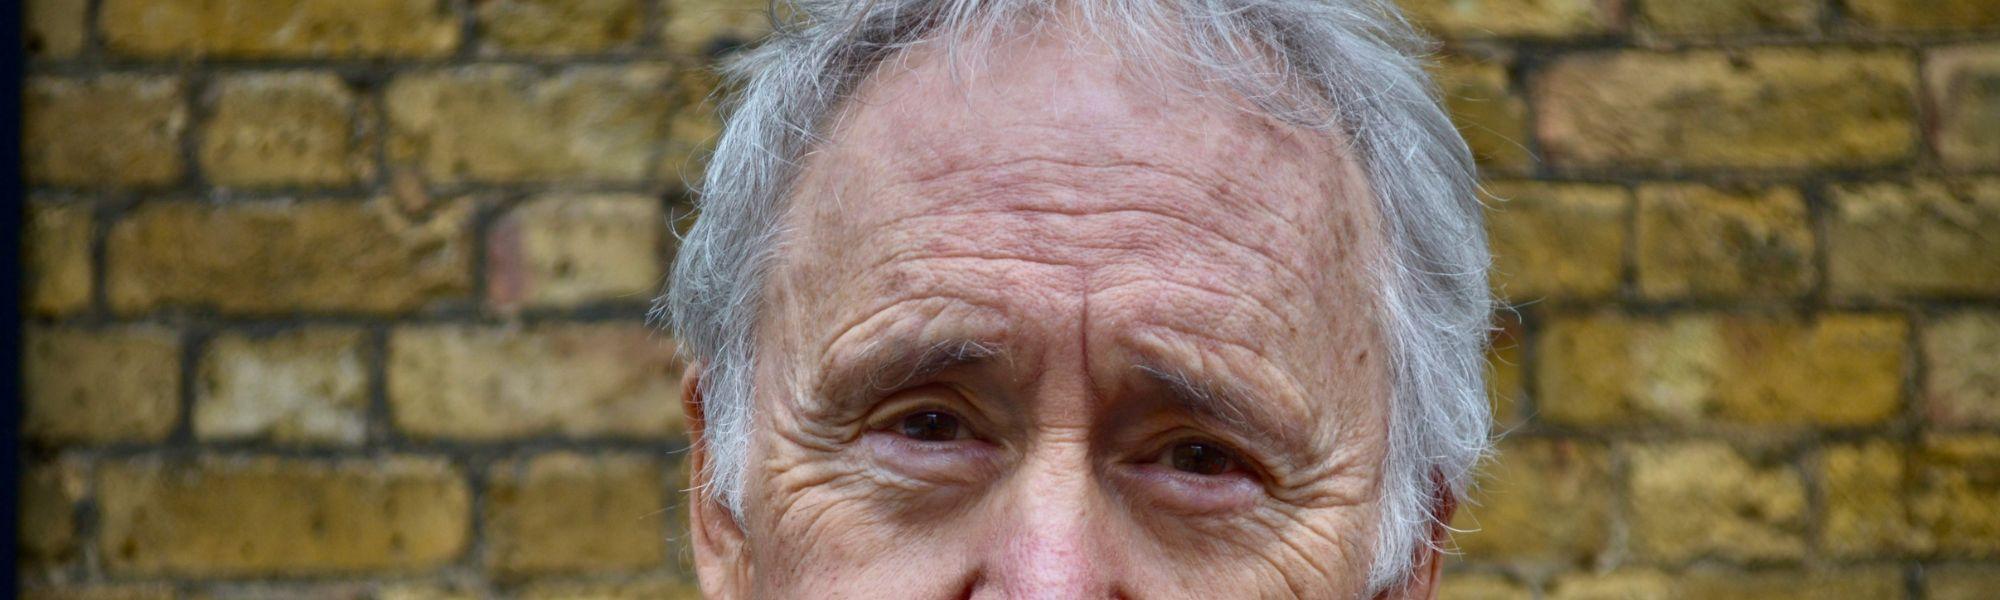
[
  {"left": 1171, "top": 442, "right": 1231, "bottom": 475},
  {"left": 900, "top": 411, "right": 959, "bottom": 441}
]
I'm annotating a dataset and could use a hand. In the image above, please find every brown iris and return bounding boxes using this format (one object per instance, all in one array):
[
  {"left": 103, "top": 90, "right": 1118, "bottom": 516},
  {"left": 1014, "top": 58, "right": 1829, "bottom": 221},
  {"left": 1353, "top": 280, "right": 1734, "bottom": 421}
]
[
  {"left": 898, "top": 410, "right": 961, "bottom": 441},
  {"left": 1169, "top": 441, "right": 1236, "bottom": 475}
]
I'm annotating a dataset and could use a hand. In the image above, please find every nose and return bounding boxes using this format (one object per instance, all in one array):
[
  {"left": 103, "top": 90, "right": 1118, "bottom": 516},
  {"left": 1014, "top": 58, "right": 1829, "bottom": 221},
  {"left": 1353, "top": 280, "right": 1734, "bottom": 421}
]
[{"left": 974, "top": 451, "right": 1124, "bottom": 599}]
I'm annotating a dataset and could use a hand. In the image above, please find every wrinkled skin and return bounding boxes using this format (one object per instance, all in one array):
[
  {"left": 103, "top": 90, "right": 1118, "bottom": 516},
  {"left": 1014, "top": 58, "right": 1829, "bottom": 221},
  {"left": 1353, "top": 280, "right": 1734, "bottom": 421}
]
[{"left": 682, "top": 26, "right": 1450, "bottom": 600}]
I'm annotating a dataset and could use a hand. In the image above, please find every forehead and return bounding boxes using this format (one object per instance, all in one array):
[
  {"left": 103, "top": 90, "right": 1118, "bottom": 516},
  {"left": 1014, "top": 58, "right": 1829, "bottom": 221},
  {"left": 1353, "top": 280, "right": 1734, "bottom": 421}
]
[
  {"left": 790, "top": 29, "right": 1380, "bottom": 293},
  {"left": 774, "top": 28, "right": 1386, "bottom": 388}
]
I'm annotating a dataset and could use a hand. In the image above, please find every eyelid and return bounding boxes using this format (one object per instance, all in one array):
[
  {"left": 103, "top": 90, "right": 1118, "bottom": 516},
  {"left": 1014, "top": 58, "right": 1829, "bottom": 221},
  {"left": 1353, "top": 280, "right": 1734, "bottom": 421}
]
[
  {"left": 865, "top": 383, "right": 990, "bottom": 437},
  {"left": 1141, "top": 430, "right": 1269, "bottom": 482}
]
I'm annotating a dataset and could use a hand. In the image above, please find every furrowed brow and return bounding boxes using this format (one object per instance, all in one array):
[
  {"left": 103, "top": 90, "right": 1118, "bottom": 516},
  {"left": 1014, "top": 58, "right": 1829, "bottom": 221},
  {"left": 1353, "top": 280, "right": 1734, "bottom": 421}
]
[{"left": 819, "top": 336, "right": 1006, "bottom": 415}]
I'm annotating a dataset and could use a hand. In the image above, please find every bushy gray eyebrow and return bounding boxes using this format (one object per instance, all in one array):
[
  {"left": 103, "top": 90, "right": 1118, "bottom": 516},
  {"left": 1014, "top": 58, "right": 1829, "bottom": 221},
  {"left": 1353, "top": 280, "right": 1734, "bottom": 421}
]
[{"left": 1134, "top": 362, "right": 1315, "bottom": 468}]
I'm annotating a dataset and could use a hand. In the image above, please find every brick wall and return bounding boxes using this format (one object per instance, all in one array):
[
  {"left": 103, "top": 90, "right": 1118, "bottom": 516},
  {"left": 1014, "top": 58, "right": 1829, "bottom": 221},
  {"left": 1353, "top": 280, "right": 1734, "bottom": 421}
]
[{"left": 15, "top": 1, "right": 1999, "bottom": 599}]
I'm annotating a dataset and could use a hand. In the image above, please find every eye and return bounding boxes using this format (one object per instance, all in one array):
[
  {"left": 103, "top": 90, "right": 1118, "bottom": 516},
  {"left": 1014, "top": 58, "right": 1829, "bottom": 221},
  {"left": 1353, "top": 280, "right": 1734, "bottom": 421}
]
[
  {"left": 1161, "top": 440, "right": 1241, "bottom": 476},
  {"left": 896, "top": 409, "right": 966, "bottom": 442}
]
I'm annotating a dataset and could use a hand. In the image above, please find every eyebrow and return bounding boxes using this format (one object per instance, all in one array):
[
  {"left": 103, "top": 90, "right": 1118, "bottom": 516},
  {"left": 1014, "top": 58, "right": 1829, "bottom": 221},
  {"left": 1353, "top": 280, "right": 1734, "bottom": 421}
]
[
  {"left": 862, "top": 338, "right": 1005, "bottom": 393},
  {"left": 1135, "top": 362, "right": 1314, "bottom": 465}
]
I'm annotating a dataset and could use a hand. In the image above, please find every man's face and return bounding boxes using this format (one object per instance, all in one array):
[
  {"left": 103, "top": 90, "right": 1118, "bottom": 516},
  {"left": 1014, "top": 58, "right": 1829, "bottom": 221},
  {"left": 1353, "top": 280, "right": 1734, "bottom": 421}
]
[{"left": 690, "top": 30, "right": 1418, "bottom": 599}]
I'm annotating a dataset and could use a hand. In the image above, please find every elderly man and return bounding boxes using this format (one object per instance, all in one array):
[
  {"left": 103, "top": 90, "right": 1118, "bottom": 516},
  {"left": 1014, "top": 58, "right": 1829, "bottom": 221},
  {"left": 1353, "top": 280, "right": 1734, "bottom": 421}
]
[{"left": 660, "top": 0, "right": 1492, "bottom": 597}]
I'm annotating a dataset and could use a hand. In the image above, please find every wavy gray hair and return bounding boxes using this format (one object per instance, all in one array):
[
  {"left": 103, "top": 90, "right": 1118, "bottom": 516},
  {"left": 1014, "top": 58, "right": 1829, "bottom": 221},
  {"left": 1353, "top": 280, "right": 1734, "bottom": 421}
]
[{"left": 656, "top": 0, "right": 1492, "bottom": 592}]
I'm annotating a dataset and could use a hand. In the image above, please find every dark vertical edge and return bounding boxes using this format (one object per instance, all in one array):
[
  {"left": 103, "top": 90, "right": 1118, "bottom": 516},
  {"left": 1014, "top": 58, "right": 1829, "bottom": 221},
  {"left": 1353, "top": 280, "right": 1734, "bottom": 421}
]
[{"left": 4, "top": 0, "right": 30, "bottom": 596}]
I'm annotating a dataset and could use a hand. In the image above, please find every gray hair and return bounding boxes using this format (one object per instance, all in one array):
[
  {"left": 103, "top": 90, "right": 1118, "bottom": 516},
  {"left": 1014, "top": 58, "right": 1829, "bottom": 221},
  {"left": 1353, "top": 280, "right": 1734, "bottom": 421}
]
[{"left": 657, "top": 0, "right": 1492, "bottom": 592}]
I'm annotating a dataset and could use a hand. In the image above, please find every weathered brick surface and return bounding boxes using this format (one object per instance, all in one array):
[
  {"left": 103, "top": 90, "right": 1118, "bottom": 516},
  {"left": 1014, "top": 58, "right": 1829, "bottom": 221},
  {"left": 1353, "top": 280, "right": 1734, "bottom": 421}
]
[
  {"left": 201, "top": 73, "right": 372, "bottom": 188},
  {"left": 24, "top": 326, "right": 182, "bottom": 444},
  {"left": 19, "top": 462, "right": 83, "bottom": 564},
  {"left": 387, "top": 324, "right": 683, "bottom": 440},
  {"left": 19, "top": 0, "right": 2000, "bottom": 592},
  {"left": 1436, "top": 573, "right": 1531, "bottom": 600},
  {"left": 1483, "top": 182, "right": 1629, "bottom": 302},
  {"left": 1926, "top": 45, "right": 2000, "bottom": 171},
  {"left": 24, "top": 75, "right": 187, "bottom": 187},
  {"left": 478, "top": 0, "right": 644, "bottom": 55},
  {"left": 1913, "top": 435, "right": 2000, "bottom": 555},
  {"left": 1819, "top": 440, "right": 1930, "bottom": 557},
  {"left": 487, "top": 194, "right": 665, "bottom": 311},
  {"left": 20, "top": 585, "right": 176, "bottom": 600},
  {"left": 1537, "top": 313, "right": 1906, "bottom": 429},
  {"left": 99, "top": 0, "right": 460, "bottom": 58},
  {"left": 96, "top": 456, "right": 469, "bottom": 575},
  {"left": 107, "top": 198, "right": 474, "bottom": 315},
  {"left": 1536, "top": 49, "right": 1917, "bottom": 171},
  {"left": 26, "top": 0, "right": 88, "bottom": 59},
  {"left": 1635, "top": 184, "right": 1813, "bottom": 300},
  {"left": 386, "top": 66, "right": 676, "bottom": 184},
  {"left": 1453, "top": 438, "right": 1611, "bottom": 563},
  {"left": 1636, "top": 0, "right": 1818, "bottom": 37},
  {"left": 1628, "top": 442, "right": 1808, "bottom": 562},
  {"left": 1826, "top": 179, "right": 2000, "bottom": 298},
  {"left": 1924, "top": 311, "right": 2000, "bottom": 428},
  {"left": 1396, "top": 0, "right": 1620, "bottom": 39},
  {"left": 520, "top": 579, "right": 704, "bottom": 600},
  {"left": 660, "top": 0, "right": 771, "bottom": 57},
  {"left": 1431, "top": 55, "right": 1533, "bottom": 172},
  {"left": 1927, "top": 565, "right": 2000, "bottom": 600},
  {"left": 196, "top": 328, "right": 370, "bottom": 445},
  {"left": 26, "top": 200, "right": 93, "bottom": 316},
  {"left": 485, "top": 453, "right": 668, "bottom": 576},
  {"left": 1845, "top": 0, "right": 2000, "bottom": 33},
  {"left": 1676, "top": 567, "right": 1906, "bottom": 599}
]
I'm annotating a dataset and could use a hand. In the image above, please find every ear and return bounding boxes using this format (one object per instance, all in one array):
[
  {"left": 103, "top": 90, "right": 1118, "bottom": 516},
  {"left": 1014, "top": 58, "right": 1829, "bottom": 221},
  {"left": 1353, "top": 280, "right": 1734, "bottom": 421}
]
[
  {"left": 1378, "top": 477, "right": 1459, "bottom": 600},
  {"left": 682, "top": 361, "right": 751, "bottom": 598}
]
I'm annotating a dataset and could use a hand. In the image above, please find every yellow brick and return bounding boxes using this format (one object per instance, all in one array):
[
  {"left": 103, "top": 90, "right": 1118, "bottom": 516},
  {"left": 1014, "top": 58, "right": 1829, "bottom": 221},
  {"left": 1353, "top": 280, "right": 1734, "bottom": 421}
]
[
  {"left": 386, "top": 66, "right": 676, "bottom": 184},
  {"left": 1635, "top": 184, "right": 1813, "bottom": 299},
  {"left": 486, "top": 453, "right": 668, "bottom": 576},
  {"left": 1431, "top": 54, "right": 1533, "bottom": 173},
  {"left": 1676, "top": 567, "right": 1905, "bottom": 599},
  {"left": 24, "top": 75, "right": 187, "bottom": 187},
  {"left": 1485, "top": 310, "right": 1527, "bottom": 429},
  {"left": 387, "top": 324, "right": 683, "bottom": 439},
  {"left": 20, "top": 585, "right": 176, "bottom": 600},
  {"left": 478, "top": 0, "right": 643, "bottom": 55},
  {"left": 106, "top": 198, "right": 474, "bottom": 315},
  {"left": 1396, "top": 0, "right": 1620, "bottom": 39},
  {"left": 1546, "top": 570, "right": 1674, "bottom": 600},
  {"left": 1846, "top": 0, "right": 2000, "bottom": 32},
  {"left": 1826, "top": 179, "right": 2000, "bottom": 298},
  {"left": 1914, "top": 434, "right": 2000, "bottom": 555},
  {"left": 24, "top": 326, "right": 181, "bottom": 444},
  {"left": 1926, "top": 44, "right": 2000, "bottom": 170},
  {"left": 661, "top": 0, "right": 773, "bottom": 58},
  {"left": 520, "top": 579, "right": 704, "bottom": 600},
  {"left": 99, "top": 0, "right": 460, "bottom": 58},
  {"left": 1819, "top": 440, "right": 1930, "bottom": 557},
  {"left": 1537, "top": 313, "right": 1905, "bottom": 429},
  {"left": 19, "top": 461, "right": 84, "bottom": 563},
  {"left": 96, "top": 456, "right": 469, "bottom": 575},
  {"left": 1637, "top": 0, "right": 1819, "bottom": 36},
  {"left": 660, "top": 65, "right": 725, "bottom": 190},
  {"left": 196, "top": 329, "right": 369, "bottom": 445},
  {"left": 1452, "top": 438, "right": 1611, "bottom": 563},
  {"left": 1536, "top": 49, "right": 1916, "bottom": 170},
  {"left": 1436, "top": 573, "right": 1531, "bottom": 600},
  {"left": 1627, "top": 442, "right": 1807, "bottom": 562},
  {"left": 487, "top": 194, "right": 664, "bottom": 311},
  {"left": 1483, "top": 182, "right": 1629, "bottom": 302},
  {"left": 200, "top": 73, "right": 372, "bottom": 188},
  {"left": 26, "top": 0, "right": 88, "bottom": 58},
  {"left": 1926, "top": 565, "right": 2000, "bottom": 600},
  {"left": 1924, "top": 311, "right": 2000, "bottom": 427},
  {"left": 26, "top": 199, "right": 93, "bottom": 316}
]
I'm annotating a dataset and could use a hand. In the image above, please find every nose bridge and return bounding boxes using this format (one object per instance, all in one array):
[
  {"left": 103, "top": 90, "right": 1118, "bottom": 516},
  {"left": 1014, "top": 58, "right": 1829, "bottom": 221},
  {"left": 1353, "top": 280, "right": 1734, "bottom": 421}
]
[{"left": 979, "top": 439, "right": 1119, "bottom": 599}]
